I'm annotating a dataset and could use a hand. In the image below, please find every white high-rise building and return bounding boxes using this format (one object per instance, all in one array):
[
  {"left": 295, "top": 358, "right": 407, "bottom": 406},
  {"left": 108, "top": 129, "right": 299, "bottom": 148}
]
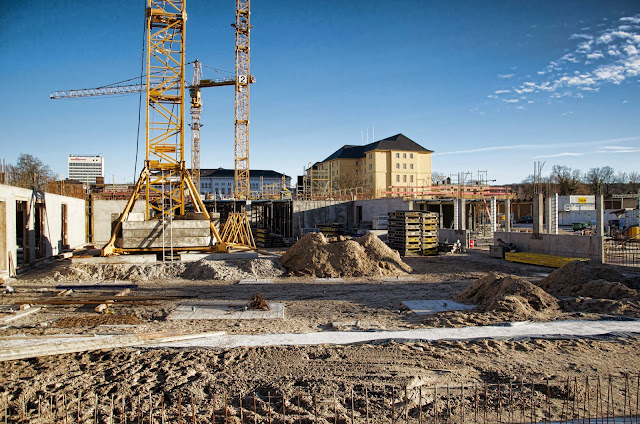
[{"left": 68, "top": 154, "right": 104, "bottom": 185}]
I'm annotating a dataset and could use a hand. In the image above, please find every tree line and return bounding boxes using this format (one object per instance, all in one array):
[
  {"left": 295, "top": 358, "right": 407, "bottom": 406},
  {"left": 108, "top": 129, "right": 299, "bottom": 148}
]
[
  {"left": 0, "top": 154, "right": 56, "bottom": 191},
  {"left": 511, "top": 165, "right": 640, "bottom": 199}
]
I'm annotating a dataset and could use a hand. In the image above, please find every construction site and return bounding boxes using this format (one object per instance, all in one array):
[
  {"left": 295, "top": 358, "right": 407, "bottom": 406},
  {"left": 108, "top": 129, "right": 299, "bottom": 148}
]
[{"left": 1, "top": 1, "right": 640, "bottom": 423}]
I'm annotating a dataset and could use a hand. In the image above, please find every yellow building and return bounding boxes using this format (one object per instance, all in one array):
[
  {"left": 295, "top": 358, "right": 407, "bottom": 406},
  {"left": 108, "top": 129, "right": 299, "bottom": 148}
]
[{"left": 310, "top": 134, "right": 433, "bottom": 198}]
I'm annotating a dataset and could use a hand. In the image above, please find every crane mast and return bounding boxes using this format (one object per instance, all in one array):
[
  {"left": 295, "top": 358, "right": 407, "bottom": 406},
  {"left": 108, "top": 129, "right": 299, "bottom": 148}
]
[
  {"left": 101, "top": 0, "right": 226, "bottom": 255},
  {"left": 190, "top": 60, "right": 203, "bottom": 194},
  {"left": 234, "top": 0, "right": 251, "bottom": 200}
]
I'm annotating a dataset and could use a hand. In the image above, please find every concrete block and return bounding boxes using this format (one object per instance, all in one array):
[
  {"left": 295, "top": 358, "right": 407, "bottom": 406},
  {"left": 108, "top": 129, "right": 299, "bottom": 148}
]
[
  {"left": 402, "top": 300, "right": 475, "bottom": 315},
  {"left": 179, "top": 251, "right": 259, "bottom": 261},
  {"left": 118, "top": 220, "right": 212, "bottom": 249},
  {"left": 238, "top": 279, "right": 275, "bottom": 285},
  {"left": 71, "top": 255, "right": 157, "bottom": 264},
  {"left": 167, "top": 300, "right": 284, "bottom": 320}
]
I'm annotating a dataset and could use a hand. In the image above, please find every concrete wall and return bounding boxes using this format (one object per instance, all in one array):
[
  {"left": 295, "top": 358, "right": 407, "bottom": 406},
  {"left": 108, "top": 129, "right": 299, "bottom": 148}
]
[
  {"left": 292, "top": 200, "right": 351, "bottom": 238},
  {"left": 353, "top": 198, "right": 412, "bottom": 223},
  {"left": 292, "top": 198, "right": 414, "bottom": 238},
  {"left": 494, "top": 231, "right": 603, "bottom": 261},
  {"left": 92, "top": 199, "right": 146, "bottom": 245},
  {"left": 0, "top": 184, "right": 86, "bottom": 274}
]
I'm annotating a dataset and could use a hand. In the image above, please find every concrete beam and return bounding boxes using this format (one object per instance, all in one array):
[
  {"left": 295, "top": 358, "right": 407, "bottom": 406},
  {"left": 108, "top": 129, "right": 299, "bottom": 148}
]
[{"left": 504, "top": 199, "right": 511, "bottom": 232}]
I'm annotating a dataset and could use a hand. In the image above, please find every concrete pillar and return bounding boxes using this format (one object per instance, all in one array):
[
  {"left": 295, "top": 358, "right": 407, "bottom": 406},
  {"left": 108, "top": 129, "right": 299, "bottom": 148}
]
[
  {"left": 439, "top": 203, "right": 443, "bottom": 229},
  {"left": 533, "top": 193, "right": 543, "bottom": 234},
  {"left": 504, "top": 199, "right": 511, "bottom": 232},
  {"left": 596, "top": 194, "right": 604, "bottom": 237},
  {"left": 453, "top": 200, "right": 459, "bottom": 230},
  {"left": 550, "top": 193, "right": 558, "bottom": 235},
  {"left": 490, "top": 197, "right": 497, "bottom": 232},
  {"left": 460, "top": 199, "right": 467, "bottom": 230}
]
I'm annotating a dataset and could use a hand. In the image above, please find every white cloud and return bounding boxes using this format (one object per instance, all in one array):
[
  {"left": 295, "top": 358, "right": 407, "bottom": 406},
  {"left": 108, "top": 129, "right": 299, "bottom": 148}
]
[
  {"left": 597, "top": 33, "right": 614, "bottom": 44},
  {"left": 577, "top": 41, "right": 593, "bottom": 51},
  {"left": 623, "top": 44, "right": 638, "bottom": 56},
  {"left": 593, "top": 64, "right": 626, "bottom": 84},
  {"left": 622, "top": 100, "right": 629, "bottom": 103},
  {"left": 503, "top": 99, "right": 519, "bottom": 103},
  {"left": 433, "top": 136, "right": 640, "bottom": 156},
  {"left": 533, "top": 152, "right": 583, "bottom": 158},
  {"left": 570, "top": 33, "right": 593, "bottom": 40},
  {"left": 487, "top": 15, "right": 640, "bottom": 105},
  {"left": 620, "top": 15, "right": 640, "bottom": 25},
  {"left": 597, "top": 148, "right": 640, "bottom": 153}
]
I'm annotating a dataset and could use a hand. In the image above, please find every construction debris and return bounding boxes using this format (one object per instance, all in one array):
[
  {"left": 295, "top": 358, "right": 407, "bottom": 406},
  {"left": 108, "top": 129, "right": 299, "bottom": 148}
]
[
  {"left": 247, "top": 293, "right": 270, "bottom": 310},
  {"left": 0, "top": 307, "right": 42, "bottom": 324},
  {"left": 279, "top": 232, "right": 412, "bottom": 277},
  {"left": 56, "top": 314, "right": 142, "bottom": 327}
]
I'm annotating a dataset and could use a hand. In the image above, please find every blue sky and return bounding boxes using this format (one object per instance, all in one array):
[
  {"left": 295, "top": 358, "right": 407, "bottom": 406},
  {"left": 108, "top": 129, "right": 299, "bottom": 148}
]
[{"left": 2, "top": 0, "right": 639, "bottom": 186}]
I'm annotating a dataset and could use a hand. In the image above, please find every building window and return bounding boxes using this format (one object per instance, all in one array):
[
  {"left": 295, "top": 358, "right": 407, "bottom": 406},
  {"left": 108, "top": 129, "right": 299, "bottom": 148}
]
[
  {"left": 403, "top": 163, "right": 406, "bottom": 169},
  {"left": 369, "top": 164, "right": 372, "bottom": 170},
  {"left": 396, "top": 153, "right": 399, "bottom": 158},
  {"left": 396, "top": 175, "right": 400, "bottom": 183},
  {"left": 368, "top": 153, "right": 372, "bottom": 159},
  {"left": 410, "top": 153, "right": 414, "bottom": 159},
  {"left": 410, "top": 175, "right": 414, "bottom": 183},
  {"left": 403, "top": 175, "right": 407, "bottom": 182},
  {"left": 355, "top": 160, "right": 359, "bottom": 166},
  {"left": 410, "top": 164, "right": 413, "bottom": 169},
  {"left": 403, "top": 153, "right": 407, "bottom": 159},
  {"left": 396, "top": 163, "right": 399, "bottom": 169},
  {"left": 356, "top": 170, "right": 359, "bottom": 175}
]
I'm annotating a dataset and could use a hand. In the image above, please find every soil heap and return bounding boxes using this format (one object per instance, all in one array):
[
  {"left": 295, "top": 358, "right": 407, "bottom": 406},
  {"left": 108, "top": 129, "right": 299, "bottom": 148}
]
[
  {"left": 539, "top": 260, "right": 640, "bottom": 317},
  {"left": 540, "top": 260, "right": 640, "bottom": 299},
  {"left": 46, "top": 258, "right": 284, "bottom": 283},
  {"left": 278, "top": 232, "right": 412, "bottom": 277},
  {"left": 455, "top": 273, "right": 560, "bottom": 319}
]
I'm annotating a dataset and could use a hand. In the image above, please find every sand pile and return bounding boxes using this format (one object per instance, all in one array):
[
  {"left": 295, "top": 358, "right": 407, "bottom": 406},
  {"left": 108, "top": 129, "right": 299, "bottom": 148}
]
[
  {"left": 278, "top": 232, "right": 412, "bottom": 277},
  {"left": 455, "top": 273, "right": 560, "bottom": 318},
  {"left": 47, "top": 258, "right": 284, "bottom": 282},
  {"left": 540, "top": 261, "right": 640, "bottom": 299}
]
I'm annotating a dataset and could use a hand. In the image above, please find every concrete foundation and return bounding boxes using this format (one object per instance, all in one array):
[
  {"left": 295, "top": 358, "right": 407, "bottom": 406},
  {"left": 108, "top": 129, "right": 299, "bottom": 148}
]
[
  {"left": 116, "top": 220, "right": 212, "bottom": 249},
  {"left": 494, "top": 231, "right": 603, "bottom": 261}
]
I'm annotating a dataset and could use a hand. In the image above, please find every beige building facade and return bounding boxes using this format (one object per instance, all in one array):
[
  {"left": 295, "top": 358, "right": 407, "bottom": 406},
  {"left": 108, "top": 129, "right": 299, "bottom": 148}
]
[{"left": 312, "top": 134, "right": 433, "bottom": 198}]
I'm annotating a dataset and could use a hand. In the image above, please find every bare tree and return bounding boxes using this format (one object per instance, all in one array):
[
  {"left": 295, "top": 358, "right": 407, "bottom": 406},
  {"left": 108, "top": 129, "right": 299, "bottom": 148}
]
[
  {"left": 584, "top": 166, "right": 614, "bottom": 195},
  {"left": 9, "top": 153, "right": 55, "bottom": 190},
  {"left": 551, "top": 165, "right": 581, "bottom": 195}
]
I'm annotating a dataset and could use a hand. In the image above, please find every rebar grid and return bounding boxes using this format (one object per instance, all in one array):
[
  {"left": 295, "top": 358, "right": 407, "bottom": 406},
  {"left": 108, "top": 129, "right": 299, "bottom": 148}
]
[{"left": 2, "top": 374, "right": 639, "bottom": 423}]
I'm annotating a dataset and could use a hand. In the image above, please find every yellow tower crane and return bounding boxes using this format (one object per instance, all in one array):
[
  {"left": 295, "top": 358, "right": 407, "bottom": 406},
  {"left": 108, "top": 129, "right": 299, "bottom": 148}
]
[
  {"left": 51, "top": 0, "right": 256, "bottom": 253},
  {"left": 219, "top": 0, "right": 256, "bottom": 249}
]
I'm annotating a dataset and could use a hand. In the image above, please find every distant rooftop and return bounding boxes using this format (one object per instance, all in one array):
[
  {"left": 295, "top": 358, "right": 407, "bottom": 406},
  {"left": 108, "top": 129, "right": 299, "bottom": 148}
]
[
  {"left": 198, "top": 168, "right": 290, "bottom": 179},
  {"left": 321, "top": 133, "right": 432, "bottom": 162}
]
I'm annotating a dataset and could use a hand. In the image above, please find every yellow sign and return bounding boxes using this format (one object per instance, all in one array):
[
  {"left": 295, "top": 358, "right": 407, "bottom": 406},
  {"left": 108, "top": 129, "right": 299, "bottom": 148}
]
[{"left": 577, "top": 197, "right": 587, "bottom": 204}]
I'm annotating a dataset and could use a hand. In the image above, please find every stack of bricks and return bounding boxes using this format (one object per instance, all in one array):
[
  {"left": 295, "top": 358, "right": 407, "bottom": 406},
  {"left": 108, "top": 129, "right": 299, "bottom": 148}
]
[{"left": 388, "top": 211, "right": 439, "bottom": 256}]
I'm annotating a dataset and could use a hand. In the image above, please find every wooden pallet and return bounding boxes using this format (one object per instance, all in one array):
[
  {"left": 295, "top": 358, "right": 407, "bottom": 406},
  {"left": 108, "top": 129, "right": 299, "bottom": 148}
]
[{"left": 504, "top": 252, "right": 588, "bottom": 268}]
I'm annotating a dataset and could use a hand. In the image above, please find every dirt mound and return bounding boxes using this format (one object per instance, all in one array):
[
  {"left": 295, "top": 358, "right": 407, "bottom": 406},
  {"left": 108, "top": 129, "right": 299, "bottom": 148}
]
[
  {"left": 540, "top": 261, "right": 640, "bottom": 299},
  {"left": 279, "top": 232, "right": 412, "bottom": 277},
  {"left": 47, "top": 258, "right": 284, "bottom": 282},
  {"left": 455, "top": 273, "right": 560, "bottom": 317}
]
